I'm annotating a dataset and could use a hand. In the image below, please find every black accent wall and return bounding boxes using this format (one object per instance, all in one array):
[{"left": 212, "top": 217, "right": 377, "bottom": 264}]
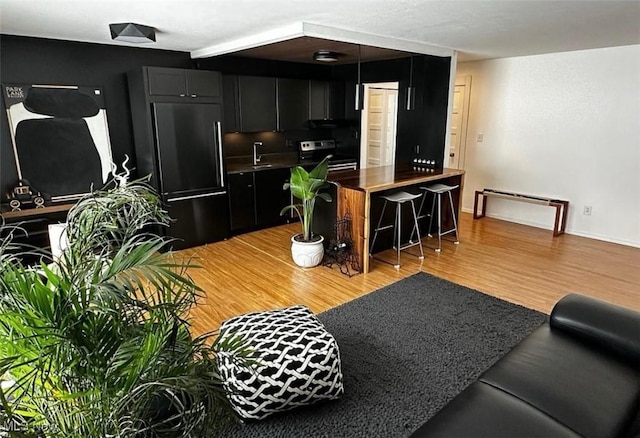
[
  {"left": 333, "top": 55, "right": 452, "bottom": 166},
  {"left": 0, "top": 35, "right": 192, "bottom": 195},
  {"left": 0, "top": 35, "right": 451, "bottom": 198}
]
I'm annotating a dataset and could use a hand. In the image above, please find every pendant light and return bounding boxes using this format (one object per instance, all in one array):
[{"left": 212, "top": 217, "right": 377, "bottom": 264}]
[
  {"left": 406, "top": 55, "right": 415, "bottom": 111},
  {"left": 355, "top": 44, "right": 364, "bottom": 111}
]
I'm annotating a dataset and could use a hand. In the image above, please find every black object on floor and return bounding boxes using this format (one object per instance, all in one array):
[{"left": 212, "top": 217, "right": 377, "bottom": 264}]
[{"left": 219, "top": 272, "right": 546, "bottom": 438}]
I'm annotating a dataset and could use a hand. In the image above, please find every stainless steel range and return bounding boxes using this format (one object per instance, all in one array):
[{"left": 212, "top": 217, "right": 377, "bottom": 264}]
[{"left": 298, "top": 139, "right": 358, "bottom": 172}]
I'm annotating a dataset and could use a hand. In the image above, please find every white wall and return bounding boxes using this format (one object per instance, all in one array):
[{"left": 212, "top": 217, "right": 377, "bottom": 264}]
[{"left": 456, "top": 45, "right": 640, "bottom": 247}]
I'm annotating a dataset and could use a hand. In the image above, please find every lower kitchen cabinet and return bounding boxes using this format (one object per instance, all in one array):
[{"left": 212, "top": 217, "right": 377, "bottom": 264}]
[
  {"left": 228, "top": 168, "right": 291, "bottom": 233},
  {"left": 164, "top": 191, "right": 230, "bottom": 251},
  {"left": 228, "top": 172, "right": 256, "bottom": 231},
  {"left": 254, "top": 167, "right": 291, "bottom": 226}
]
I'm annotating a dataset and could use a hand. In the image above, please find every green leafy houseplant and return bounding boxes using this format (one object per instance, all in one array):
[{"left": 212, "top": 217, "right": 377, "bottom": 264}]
[
  {"left": 0, "top": 179, "right": 251, "bottom": 437},
  {"left": 280, "top": 155, "right": 332, "bottom": 242}
]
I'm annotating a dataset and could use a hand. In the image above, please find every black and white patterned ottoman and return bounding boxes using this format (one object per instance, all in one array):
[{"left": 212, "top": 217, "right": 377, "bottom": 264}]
[{"left": 217, "top": 305, "right": 344, "bottom": 420}]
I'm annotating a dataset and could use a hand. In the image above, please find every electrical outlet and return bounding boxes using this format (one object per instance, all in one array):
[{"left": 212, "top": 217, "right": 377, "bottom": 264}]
[
  {"left": 476, "top": 133, "right": 484, "bottom": 142},
  {"left": 583, "top": 206, "right": 592, "bottom": 216}
]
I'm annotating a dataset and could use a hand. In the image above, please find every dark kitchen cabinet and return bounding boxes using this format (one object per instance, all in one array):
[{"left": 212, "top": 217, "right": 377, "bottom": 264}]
[
  {"left": 238, "top": 75, "right": 277, "bottom": 132},
  {"left": 147, "top": 67, "right": 221, "bottom": 98},
  {"left": 222, "top": 75, "right": 240, "bottom": 132},
  {"left": 128, "top": 67, "right": 229, "bottom": 250},
  {"left": 277, "top": 78, "right": 309, "bottom": 131},
  {"left": 228, "top": 167, "right": 291, "bottom": 232},
  {"left": 328, "top": 81, "right": 346, "bottom": 119},
  {"left": 309, "top": 80, "right": 327, "bottom": 120},
  {"left": 228, "top": 172, "right": 255, "bottom": 231},
  {"left": 166, "top": 192, "right": 229, "bottom": 251},
  {"left": 223, "top": 75, "right": 351, "bottom": 133},
  {"left": 344, "top": 80, "right": 359, "bottom": 120},
  {"left": 255, "top": 167, "right": 290, "bottom": 226},
  {"left": 310, "top": 80, "right": 345, "bottom": 120}
]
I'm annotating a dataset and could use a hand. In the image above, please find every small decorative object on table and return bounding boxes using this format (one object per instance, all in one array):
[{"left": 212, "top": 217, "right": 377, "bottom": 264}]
[
  {"left": 411, "top": 158, "right": 437, "bottom": 172},
  {"left": 5, "top": 179, "right": 49, "bottom": 211}
]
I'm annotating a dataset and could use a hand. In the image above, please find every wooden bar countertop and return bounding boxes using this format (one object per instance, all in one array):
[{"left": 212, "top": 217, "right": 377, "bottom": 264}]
[
  {"left": 327, "top": 164, "right": 465, "bottom": 273},
  {"left": 328, "top": 164, "right": 465, "bottom": 193}
]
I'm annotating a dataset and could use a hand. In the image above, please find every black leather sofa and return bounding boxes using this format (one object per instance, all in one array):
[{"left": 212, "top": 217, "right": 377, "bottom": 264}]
[{"left": 410, "top": 293, "right": 640, "bottom": 438}]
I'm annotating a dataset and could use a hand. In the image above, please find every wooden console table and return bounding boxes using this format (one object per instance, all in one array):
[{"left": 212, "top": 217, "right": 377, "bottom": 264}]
[
  {"left": 473, "top": 189, "right": 569, "bottom": 236},
  {"left": 1, "top": 203, "right": 75, "bottom": 253},
  {"left": 1, "top": 203, "right": 75, "bottom": 220}
]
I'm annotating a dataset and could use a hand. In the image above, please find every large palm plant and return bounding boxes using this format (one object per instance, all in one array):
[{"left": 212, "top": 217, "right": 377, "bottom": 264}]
[{"left": 0, "top": 179, "right": 249, "bottom": 437}]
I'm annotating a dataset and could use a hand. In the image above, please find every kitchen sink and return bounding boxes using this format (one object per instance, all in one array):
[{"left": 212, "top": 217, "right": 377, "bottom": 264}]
[{"left": 251, "top": 163, "right": 273, "bottom": 169}]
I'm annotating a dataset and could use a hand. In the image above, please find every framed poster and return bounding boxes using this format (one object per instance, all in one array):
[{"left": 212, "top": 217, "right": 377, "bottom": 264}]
[{"left": 3, "top": 84, "right": 114, "bottom": 202}]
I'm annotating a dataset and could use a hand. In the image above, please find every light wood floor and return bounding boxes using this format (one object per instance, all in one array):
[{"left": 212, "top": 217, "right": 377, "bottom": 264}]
[{"left": 178, "top": 213, "right": 640, "bottom": 336}]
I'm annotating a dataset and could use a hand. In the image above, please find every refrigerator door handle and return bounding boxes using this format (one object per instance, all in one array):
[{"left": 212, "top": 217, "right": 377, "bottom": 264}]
[
  {"left": 167, "top": 191, "right": 227, "bottom": 203},
  {"left": 215, "top": 121, "right": 225, "bottom": 188}
]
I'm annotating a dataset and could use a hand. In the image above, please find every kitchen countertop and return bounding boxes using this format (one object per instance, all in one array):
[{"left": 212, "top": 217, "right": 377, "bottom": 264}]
[
  {"left": 328, "top": 164, "right": 465, "bottom": 193},
  {"left": 226, "top": 153, "right": 304, "bottom": 174},
  {"left": 225, "top": 152, "right": 357, "bottom": 174}
]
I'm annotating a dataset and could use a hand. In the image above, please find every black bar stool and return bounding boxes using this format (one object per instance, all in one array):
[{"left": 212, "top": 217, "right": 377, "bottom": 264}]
[
  {"left": 370, "top": 191, "right": 424, "bottom": 269},
  {"left": 420, "top": 183, "right": 460, "bottom": 252}
]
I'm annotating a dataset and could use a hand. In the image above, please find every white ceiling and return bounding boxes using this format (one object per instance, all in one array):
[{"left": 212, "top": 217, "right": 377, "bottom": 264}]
[{"left": 1, "top": 0, "right": 639, "bottom": 62}]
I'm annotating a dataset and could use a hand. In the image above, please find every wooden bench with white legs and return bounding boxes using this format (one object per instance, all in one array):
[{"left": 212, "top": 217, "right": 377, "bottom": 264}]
[{"left": 473, "top": 188, "right": 569, "bottom": 237}]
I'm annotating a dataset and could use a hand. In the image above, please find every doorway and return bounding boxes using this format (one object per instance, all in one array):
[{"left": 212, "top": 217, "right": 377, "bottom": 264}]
[
  {"left": 360, "top": 82, "right": 399, "bottom": 168},
  {"left": 448, "top": 75, "right": 471, "bottom": 169}
]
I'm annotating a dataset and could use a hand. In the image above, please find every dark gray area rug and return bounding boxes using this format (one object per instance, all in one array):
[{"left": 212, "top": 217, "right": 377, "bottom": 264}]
[{"left": 220, "top": 272, "right": 546, "bottom": 438}]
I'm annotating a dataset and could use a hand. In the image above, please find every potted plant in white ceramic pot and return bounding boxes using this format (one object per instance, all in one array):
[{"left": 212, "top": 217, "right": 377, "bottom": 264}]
[{"left": 280, "top": 155, "right": 332, "bottom": 268}]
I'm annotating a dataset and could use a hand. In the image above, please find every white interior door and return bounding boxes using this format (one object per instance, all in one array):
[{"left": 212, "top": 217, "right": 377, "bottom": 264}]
[
  {"left": 448, "top": 75, "right": 471, "bottom": 169},
  {"left": 366, "top": 88, "right": 383, "bottom": 167},
  {"left": 360, "top": 83, "right": 399, "bottom": 168},
  {"left": 384, "top": 90, "right": 398, "bottom": 165}
]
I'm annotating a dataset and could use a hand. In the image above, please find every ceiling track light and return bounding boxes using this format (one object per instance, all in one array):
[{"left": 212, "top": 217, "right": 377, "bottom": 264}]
[
  {"left": 406, "top": 55, "right": 415, "bottom": 111},
  {"left": 109, "top": 22, "right": 156, "bottom": 44},
  {"left": 355, "top": 45, "right": 364, "bottom": 111},
  {"left": 313, "top": 50, "right": 339, "bottom": 63}
]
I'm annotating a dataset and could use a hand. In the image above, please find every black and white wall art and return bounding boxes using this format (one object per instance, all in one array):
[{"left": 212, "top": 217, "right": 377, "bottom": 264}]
[{"left": 3, "top": 84, "right": 113, "bottom": 201}]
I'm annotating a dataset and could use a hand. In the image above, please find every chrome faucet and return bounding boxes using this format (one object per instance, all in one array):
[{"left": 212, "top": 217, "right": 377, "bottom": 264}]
[{"left": 252, "top": 141, "right": 262, "bottom": 166}]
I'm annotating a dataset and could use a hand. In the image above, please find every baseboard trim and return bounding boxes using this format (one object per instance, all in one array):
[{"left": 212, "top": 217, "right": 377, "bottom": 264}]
[{"left": 461, "top": 207, "right": 640, "bottom": 248}]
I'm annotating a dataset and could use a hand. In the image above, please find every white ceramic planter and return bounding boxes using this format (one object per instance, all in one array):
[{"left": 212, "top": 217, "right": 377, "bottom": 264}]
[{"left": 290, "top": 234, "right": 325, "bottom": 268}]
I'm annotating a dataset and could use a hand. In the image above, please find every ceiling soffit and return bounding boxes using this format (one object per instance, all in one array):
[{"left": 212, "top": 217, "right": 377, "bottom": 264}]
[{"left": 190, "top": 22, "right": 455, "bottom": 63}]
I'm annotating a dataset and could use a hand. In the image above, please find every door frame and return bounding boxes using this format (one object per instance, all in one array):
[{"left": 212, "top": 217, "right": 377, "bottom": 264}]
[
  {"left": 359, "top": 82, "right": 399, "bottom": 169},
  {"left": 449, "top": 75, "right": 472, "bottom": 169}
]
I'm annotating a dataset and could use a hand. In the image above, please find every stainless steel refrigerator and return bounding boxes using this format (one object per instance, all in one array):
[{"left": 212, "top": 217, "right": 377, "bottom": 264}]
[{"left": 151, "top": 102, "right": 229, "bottom": 249}]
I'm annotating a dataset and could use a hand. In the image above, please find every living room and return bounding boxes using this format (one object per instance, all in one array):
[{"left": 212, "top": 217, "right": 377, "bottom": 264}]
[{"left": 0, "top": 1, "right": 639, "bottom": 437}]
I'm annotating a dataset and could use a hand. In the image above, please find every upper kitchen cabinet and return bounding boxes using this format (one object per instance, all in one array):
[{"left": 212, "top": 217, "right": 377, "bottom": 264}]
[
  {"left": 146, "top": 67, "right": 222, "bottom": 99},
  {"left": 238, "top": 75, "right": 277, "bottom": 132},
  {"left": 277, "top": 78, "right": 309, "bottom": 131},
  {"left": 343, "top": 80, "right": 358, "bottom": 120},
  {"left": 328, "top": 81, "right": 346, "bottom": 119},
  {"left": 222, "top": 75, "right": 240, "bottom": 132},
  {"left": 222, "top": 74, "right": 350, "bottom": 133},
  {"left": 309, "top": 80, "right": 345, "bottom": 120}
]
